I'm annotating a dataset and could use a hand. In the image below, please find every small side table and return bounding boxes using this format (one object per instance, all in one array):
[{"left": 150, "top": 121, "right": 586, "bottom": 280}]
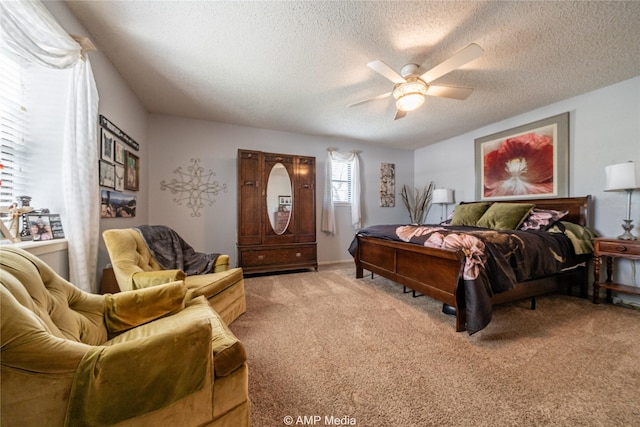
[
  {"left": 592, "top": 237, "right": 640, "bottom": 304},
  {"left": 100, "top": 267, "right": 121, "bottom": 295}
]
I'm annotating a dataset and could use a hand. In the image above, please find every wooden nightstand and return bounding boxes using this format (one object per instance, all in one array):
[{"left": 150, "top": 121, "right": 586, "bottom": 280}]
[{"left": 593, "top": 237, "right": 640, "bottom": 304}]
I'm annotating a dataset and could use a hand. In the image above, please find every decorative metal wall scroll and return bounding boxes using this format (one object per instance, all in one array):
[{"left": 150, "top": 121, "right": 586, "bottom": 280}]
[{"left": 160, "top": 158, "right": 228, "bottom": 217}]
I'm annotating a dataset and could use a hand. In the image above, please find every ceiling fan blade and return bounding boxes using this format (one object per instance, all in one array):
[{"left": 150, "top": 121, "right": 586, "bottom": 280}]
[
  {"left": 420, "top": 43, "right": 484, "bottom": 83},
  {"left": 346, "top": 91, "right": 392, "bottom": 107},
  {"left": 394, "top": 109, "right": 407, "bottom": 120},
  {"left": 425, "top": 85, "right": 474, "bottom": 100},
  {"left": 367, "top": 60, "right": 406, "bottom": 84}
]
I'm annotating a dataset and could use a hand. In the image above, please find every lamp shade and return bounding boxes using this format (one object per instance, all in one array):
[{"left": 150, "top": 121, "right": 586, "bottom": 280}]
[
  {"left": 605, "top": 161, "right": 640, "bottom": 191},
  {"left": 432, "top": 188, "right": 454, "bottom": 204}
]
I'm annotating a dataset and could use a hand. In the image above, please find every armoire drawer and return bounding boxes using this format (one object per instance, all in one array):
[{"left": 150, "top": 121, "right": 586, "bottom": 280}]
[{"left": 239, "top": 245, "right": 316, "bottom": 268}]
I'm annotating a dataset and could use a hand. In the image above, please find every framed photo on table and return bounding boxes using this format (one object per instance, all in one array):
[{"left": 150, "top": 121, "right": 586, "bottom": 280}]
[
  {"left": 474, "top": 112, "right": 569, "bottom": 200},
  {"left": 125, "top": 151, "right": 139, "bottom": 191},
  {"left": 26, "top": 214, "right": 54, "bottom": 241}
]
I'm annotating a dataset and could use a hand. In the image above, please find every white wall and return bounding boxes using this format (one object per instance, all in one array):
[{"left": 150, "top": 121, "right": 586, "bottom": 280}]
[
  {"left": 45, "top": 1, "right": 150, "bottom": 284},
  {"left": 416, "top": 76, "right": 640, "bottom": 301},
  {"left": 147, "top": 116, "right": 414, "bottom": 266}
]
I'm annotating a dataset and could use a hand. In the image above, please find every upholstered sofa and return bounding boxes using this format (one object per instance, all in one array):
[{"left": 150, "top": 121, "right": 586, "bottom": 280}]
[
  {"left": 103, "top": 228, "right": 246, "bottom": 325},
  {"left": 0, "top": 246, "right": 250, "bottom": 427}
]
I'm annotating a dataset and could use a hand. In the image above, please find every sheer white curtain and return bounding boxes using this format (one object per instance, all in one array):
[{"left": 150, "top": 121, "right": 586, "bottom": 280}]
[
  {"left": 1, "top": 0, "right": 99, "bottom": 292},
  {"left": 321, "top": 150, "right": 361, "bottom": 235}
]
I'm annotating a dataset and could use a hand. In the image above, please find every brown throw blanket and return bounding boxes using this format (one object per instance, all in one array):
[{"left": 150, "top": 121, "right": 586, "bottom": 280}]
[{"left": 136, "top": 225, "right": 220, "bottom": 275}]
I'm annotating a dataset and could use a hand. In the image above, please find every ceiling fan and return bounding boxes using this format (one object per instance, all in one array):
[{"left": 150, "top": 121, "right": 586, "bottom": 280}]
[{"left": 348, "top": 43, "right": 484, "bottom": 120}]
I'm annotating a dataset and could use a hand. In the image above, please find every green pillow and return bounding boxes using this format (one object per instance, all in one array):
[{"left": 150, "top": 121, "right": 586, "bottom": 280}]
[
  {"left": 450, "top": 202, "right": 492, "bottom": 226},
  {"left": 476, "top": 202, "right": 535, "bottom": 230}
]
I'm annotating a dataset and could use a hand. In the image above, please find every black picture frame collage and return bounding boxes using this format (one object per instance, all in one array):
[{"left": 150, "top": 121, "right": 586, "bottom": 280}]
[
  {"left": 99, "top": 115, "right": 139, "bottom": 218},
  {"left": 98, "top": 115, "right": 140, "bottom": 192}
]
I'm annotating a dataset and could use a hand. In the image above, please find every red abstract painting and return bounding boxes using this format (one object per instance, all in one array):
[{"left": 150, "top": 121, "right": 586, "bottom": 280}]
[{"left": 481, "top": 126, "right": 556, "bottom": 198}]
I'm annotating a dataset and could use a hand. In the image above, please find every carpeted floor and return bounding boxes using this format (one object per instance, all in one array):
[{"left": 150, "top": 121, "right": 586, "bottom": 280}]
[{"left": 230, "top": 265, "right": 640, "bottom": 427}]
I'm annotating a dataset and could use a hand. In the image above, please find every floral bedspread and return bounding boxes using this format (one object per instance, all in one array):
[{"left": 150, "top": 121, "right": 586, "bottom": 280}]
[{"left": 349, "top": 223, "right": 593, "bottom": 334}]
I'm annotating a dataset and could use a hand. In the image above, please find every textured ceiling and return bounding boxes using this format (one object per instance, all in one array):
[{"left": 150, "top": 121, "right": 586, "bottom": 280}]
[{"left": 64, "top": 1, "right": 640, "bottom": 150}]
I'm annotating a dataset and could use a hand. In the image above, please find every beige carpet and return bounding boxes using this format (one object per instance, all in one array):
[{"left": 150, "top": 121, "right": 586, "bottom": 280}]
[{"left": 231, "top": 265, "right": 640, "bottom": 427}]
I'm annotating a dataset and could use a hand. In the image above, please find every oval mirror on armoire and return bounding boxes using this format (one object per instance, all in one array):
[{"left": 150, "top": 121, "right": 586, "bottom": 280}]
[{"left": 266, "top": 162, "right": 292, "bottom": 234}]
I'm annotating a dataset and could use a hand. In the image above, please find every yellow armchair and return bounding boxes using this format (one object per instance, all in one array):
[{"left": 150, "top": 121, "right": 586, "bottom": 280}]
[
  {"left": 0, "top": 246, "right": 250, "bottom": 427},
  {"left": 103, "top": 227, "right": 246, "bottom": 324}
]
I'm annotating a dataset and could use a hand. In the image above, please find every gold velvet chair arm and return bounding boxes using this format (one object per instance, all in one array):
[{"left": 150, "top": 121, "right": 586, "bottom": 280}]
[
  {"left": 104, "top": 281, "right": 187, "bottom": 333},
  {"left": 213, "top": 254, "right": 230, "bottom": 272},
  {"left": 130, "top": 269, "right": 186, "bottom": 290},
  {"left": 65, "top": 314, "right": 212, "bottom": 427}
]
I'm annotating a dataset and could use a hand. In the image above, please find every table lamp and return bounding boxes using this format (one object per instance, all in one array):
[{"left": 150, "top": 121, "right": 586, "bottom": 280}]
[
  {"left": 432, "top": 188, "right": 454, "bottom": 222},
  {"left": 605, "top": 161, "right": 640, "bottom": 240}
]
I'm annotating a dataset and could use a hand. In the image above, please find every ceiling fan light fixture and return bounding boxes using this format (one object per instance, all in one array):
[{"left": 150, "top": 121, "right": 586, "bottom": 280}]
[
  {"left": 393, "top": 79, "right": 427, "bottom": 112},
  {"left": 395, "top": 93, "right": 425, "bottom": 112}
]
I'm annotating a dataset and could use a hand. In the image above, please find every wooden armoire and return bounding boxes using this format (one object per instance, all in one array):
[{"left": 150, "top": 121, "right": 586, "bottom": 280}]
[{"left": 237, "top": 149, "right": 317, "bottom": 274}]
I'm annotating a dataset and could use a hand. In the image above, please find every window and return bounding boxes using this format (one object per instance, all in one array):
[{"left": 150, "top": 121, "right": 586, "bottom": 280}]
[
  {"left": 331, "top": 157, "right": 352, "bottom": 203},
  {"left": 0, "top": 47, "right": 69, "bottom": 229},
  {"left": 0, "top": 50, "right": 27, "bottom": 210},
  {"left": 321, "top": 151, "right": 361, "bottom": 233}
]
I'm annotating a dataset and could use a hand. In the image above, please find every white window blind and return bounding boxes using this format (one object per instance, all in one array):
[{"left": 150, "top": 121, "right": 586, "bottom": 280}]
[
  {"left": 0, "top": 50, "right": 27, "bottom": 209},
  {"left": 331, "top": 158, "right": 352, "bottom": 203}
]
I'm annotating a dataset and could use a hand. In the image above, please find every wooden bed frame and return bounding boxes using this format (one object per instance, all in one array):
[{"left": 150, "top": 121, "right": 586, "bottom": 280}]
[{"left": 353, "top": 196, "right": 593, "bottom": 332}]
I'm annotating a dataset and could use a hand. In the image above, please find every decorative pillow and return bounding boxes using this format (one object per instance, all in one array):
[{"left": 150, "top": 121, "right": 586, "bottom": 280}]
[
  {"left": 520, "top": 208, "right": 569, "bottom": 231},
  {"left": 450, "top": 202, "right": 492, "bottom": 226},
  {"left": 439, "top": 210, "right": 455, "bottom": 225},
  {"left": 476, "top": 202, "right": 535, "bottom": 230}
]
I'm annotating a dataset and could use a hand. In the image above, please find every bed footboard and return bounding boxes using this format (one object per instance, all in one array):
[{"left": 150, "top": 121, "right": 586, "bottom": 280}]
[
  {"left": 354, "top": 235, "right": 589, "bottom": 332},
  {"left": 354, "top": 235, "right": 468, "bottom": 331}
]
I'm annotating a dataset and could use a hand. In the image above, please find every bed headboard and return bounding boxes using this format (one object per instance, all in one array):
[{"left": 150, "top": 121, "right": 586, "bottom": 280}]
[{"left": 464, "top": 196, "right": 592, "bottom": 227}]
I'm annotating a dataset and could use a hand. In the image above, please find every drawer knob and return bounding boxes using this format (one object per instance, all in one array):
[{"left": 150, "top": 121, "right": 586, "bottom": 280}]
[
  {"left": 257, "top": 255, "right": 264, "bottom": 260},
  {"left": 615, "top": 245, "right": 627, "bottom": 252},
  {"left": 296, "top": 252, "right": 301, "bottom": 257}
]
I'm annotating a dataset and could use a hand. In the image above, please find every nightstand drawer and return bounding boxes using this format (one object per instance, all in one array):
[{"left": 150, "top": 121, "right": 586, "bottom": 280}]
[{"left": 597, "top": 241, "right": 640, "bottom": 257}]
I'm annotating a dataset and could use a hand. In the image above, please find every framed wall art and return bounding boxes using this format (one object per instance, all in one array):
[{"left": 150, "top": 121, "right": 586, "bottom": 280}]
[
  {"left": 101, "top": 190, "right": 137, "bottom": 218},
  {"left": 114, "top": 164, "right": 125, "bottom": 192},
  {"left": 99, "top": 160, "right": 115, "bottom": 188},
  {"left": 474, "top": 112, "right": 569, "bottom": 200},
  {"left": 125, "top": 151, "right": 139, "bottom": 191},
  {"left": 114, "top": 139, "right": 125, "bottom": 164},
  {"left": 100, "top": 128, "right": 116, "bottom": 162},
  {"left": 380, "top": 162, "right": 395, "bottom": 207}
]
